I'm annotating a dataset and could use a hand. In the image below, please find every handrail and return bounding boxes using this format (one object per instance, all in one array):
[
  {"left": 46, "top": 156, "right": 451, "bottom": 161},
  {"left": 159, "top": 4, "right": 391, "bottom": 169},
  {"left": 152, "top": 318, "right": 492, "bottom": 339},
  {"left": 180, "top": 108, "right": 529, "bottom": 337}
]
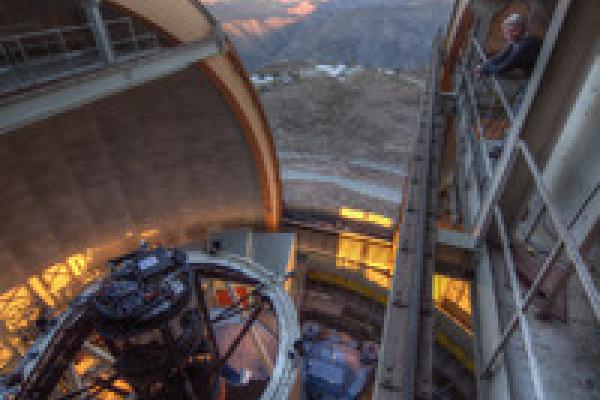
[
  {"left": 471, "top": 37, "right": 515, "bottom": 123},
  {"left": 0, "top": 37, "right": 220, "bottom": 133},
  {"left": 0, "top": 17, "right": 160, "bottom": 96},
  {"left": 0, "top": 18, "right": 134, "bottom": 43}
]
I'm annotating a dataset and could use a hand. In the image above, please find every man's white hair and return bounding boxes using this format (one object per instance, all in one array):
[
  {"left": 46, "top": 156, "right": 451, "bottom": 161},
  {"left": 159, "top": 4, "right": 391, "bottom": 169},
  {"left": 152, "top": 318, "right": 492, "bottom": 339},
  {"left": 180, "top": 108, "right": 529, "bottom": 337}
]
[{"left": 503, "top": 13, "right": 526, "bottom": 26}]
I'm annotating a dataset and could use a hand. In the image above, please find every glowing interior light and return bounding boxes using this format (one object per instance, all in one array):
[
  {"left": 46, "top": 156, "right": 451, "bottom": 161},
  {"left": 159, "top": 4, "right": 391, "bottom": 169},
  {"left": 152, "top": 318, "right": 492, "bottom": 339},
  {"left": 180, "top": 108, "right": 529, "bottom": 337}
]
[
  {"left": 365, "top": 243, "right": 393, "bottom": 270},
  {"left": 73, "top": 353, "right": 133, "bottom": 399},
  {"left": 0, "top": 286, "right": 39, "bottom": 332},
  {"left": 334, "top": 231, "right": 394, "bottom": 289},
  {"left": 366, "top": 213, "right": 394, "bottom": 228},
  {"left": 139, "top": 228, "right": 160, "bottom": 239},
  {"left": 98, "top": 390, "right": 127, "bottom": 400},
  {"left": 41, "top": 263, "right": 72, "bottom": 301},
  {"left": 112, "top": 379, "right": 133, "bottom": 393},
  {"left": 7, "top": 337, "right": 26, "bottom": 356},
  {"left": 339, "top": 207, "right": 394, "bottom": 228},
  {"left": 28, "top": 276, "right": 56, "bottom": 308},
  {"left": 336, "top": 236, "right": 363, "bottom": 270},
  {"left": 74, "top": 354, "right": 98, "bottom": 376},
  {"left": 339, "top": 207, "right": 365, "bottom": 220},
  {"left": 0, "top": 343, "right": 13, "bottom": 370},
  {"left": 433, "top": 274, "right": 472, "bottom": 333},
  {"left": 66, "top": 254, "right": 87, "bottom": 276},
  {"left": 364, "top": 267, "right": 390, "bottom": 289},
  {"left": 0, "top": 248, "right": 99, "bottom": 372}
]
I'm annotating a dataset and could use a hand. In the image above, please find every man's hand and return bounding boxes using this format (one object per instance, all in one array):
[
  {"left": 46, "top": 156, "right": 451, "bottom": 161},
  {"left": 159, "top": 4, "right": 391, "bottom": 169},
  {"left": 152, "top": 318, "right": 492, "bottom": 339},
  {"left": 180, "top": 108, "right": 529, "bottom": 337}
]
[{"left": 475, "top": 64, "right": 482, "bottom": 78}]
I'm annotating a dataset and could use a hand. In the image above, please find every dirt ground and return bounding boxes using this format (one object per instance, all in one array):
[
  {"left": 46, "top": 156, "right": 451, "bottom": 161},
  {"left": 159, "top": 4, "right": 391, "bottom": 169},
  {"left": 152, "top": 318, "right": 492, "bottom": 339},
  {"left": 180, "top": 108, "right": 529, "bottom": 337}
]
[{"left": 259, "top": 68, "right": 424, "bottom": 218}]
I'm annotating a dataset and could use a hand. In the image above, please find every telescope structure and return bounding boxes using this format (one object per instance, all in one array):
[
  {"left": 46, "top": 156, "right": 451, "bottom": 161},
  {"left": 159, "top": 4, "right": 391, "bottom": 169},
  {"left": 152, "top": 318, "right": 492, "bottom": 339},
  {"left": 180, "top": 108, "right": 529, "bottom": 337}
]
[{"left": 0, "top": 1, "right": 599, "bottom": 399}]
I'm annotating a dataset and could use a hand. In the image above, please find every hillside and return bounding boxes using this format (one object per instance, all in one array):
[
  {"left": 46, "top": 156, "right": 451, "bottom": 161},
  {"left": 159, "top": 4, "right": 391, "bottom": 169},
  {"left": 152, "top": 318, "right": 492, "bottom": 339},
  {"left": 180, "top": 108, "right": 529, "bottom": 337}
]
[{"left": 255, "top": 65, "right": 424, "bottom": 217}]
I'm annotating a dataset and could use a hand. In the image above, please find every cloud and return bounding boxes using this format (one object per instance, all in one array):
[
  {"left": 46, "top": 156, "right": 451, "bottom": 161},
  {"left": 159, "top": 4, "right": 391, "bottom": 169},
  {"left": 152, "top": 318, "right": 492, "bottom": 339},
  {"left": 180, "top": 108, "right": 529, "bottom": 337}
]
[
  {"left": 207, "top": 0, "right": 331, "bottom": 37},
  {"left": 223, "top": 16, "right": 298, "bottom": 36},
  {"left": 286, "top": 1, "right": 316, "bottom": 16}
]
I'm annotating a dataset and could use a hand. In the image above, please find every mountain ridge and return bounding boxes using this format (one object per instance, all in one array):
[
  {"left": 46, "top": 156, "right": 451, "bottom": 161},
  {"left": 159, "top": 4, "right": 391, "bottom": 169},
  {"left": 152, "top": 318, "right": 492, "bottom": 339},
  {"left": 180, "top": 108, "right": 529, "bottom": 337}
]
[{"left": 206, "top": 0, "right": 452, "bottom": 71}]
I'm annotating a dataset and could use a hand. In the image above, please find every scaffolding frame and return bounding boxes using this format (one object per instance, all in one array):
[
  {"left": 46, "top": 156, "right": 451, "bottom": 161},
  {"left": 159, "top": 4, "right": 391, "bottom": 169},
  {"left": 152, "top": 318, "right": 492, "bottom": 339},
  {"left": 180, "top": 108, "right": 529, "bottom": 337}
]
[{"left": 452, "top": 1, "right": 600, "bottom": 399}]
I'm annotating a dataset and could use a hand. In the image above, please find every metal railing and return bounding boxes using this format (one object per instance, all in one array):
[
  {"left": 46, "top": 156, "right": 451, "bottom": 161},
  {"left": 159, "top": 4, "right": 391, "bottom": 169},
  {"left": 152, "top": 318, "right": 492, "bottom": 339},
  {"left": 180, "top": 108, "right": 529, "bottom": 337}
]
[
  {"left": 453, "top": 1, "right": 599, "bottom": 399},
  {"left": 0, "top": 17, "right": 160, "bottom": 96}
]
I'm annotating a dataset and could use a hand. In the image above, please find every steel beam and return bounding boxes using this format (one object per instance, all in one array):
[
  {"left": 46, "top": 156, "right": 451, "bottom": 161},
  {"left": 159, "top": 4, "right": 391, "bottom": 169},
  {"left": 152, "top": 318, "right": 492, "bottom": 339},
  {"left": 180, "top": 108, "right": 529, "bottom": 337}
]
[
  {"left": 518, "top": 140, "right": 600, "bottom": 319},
  {"left": 82, "top": 341, "right": 116, "bottom": 364},
  {"left": 374, "top": 41, "right": 440, "bottom": 400},
  {"left": 0, "top": 38, "right": 220, "bottom": 134},
  {"left": 417, "top": 86, "right": 444, "bottom": 398},
  {"left": 491, "top": 207, "right": 546, "bottom": 400},
  {"left": 480, "top": 241, "right": 562, "bottom": 379},
  {"left": 83, "top": 0, "right": 116, "bottom": 63}
]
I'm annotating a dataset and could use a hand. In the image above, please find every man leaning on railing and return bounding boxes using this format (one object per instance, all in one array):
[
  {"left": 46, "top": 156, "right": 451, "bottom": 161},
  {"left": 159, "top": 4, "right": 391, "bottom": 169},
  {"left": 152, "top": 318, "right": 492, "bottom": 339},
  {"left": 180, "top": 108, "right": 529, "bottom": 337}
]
[
  {"left": 475, "top": 13, "right": 542, "bottom": 79},
  {"left": 474, "top": 13, "right": 542, "bottom": 159}
]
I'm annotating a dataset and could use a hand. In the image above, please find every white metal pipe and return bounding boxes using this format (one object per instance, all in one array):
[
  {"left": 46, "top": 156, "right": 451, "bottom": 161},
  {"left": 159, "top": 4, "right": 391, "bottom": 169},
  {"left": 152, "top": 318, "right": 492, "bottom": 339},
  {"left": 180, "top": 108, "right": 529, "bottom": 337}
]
[
  {"left": 519, "top": 140, "right": 600, "bottom": 320},
  {"left": 83, "top": 0, "right": 116, "bottom": 63},
  {"left": 472, "top": 38, "right": 515, "bottom": 123},
  {"left": 493, "top": 206, "right": 546, "bottom": 400},
  {"left": 82, "top": 341, "right": 116, "bottom": 364}
]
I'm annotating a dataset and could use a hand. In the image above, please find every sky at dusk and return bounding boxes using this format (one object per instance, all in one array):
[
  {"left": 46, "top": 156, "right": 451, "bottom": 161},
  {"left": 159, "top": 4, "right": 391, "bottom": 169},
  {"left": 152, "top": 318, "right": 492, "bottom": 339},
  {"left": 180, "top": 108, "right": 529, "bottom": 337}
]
[
  {"left": 201, "top": 0, "right": 452, "bottom": 70},
  {"left": 202, "top": 0, "right": 434, "bottom": 37},
  {"left": 203, "top": 0, "right": 332, "bottom": 35}
]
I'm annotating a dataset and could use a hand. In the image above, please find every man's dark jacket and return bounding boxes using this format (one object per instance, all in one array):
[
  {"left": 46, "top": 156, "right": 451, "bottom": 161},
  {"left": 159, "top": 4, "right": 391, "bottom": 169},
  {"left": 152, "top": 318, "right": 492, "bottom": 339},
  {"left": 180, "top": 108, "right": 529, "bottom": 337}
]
[{"left": 481, "top": 36, "right": 542, "bottom": 76}]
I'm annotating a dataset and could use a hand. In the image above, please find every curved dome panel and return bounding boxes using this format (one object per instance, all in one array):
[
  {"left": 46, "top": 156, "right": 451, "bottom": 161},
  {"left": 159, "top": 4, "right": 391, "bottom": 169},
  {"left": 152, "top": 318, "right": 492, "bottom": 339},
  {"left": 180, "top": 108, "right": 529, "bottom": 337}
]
[
  {"left": 107, "top": 0, "right": 281, "bottom": 227},
  {"left": 0, "top": 1, "right": 280, "bottom": 289}
]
